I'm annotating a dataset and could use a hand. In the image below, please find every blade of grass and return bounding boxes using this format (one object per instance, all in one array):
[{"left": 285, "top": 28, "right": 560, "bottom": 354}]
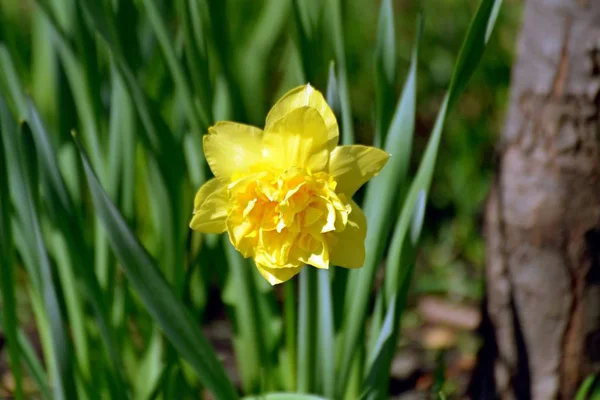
[
  {"left": 0, "top": 98, "right": 23, "bottom": 400},
  {"left": 75, "top": 136, "right": 239, "bottom": 400}
]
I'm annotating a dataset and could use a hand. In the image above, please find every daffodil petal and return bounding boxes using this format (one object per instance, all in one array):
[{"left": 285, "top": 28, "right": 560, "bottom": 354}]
[
  {"left": 189, "top": 183, "right": 228, "bottom": 233},
  {"left": 193, "top": 178, "right": 223, "bottom": 211},
  {"left": 329, "top": 200, "right": 366, "bottom": 268},
  {"left": 329, "top": 145, "right": 390, "bottom": 197},
  {"left": 255, "top": 263, "right": 304, "bottom": 285},
  {"left": 203, "top": 121, "right": 264, "bottom": 179},
  {"left": 263, "top": 106, "right": 329, "bottom": 172},
  {"left": 265, "top": 84, "right": 339, "bottom": 150}
]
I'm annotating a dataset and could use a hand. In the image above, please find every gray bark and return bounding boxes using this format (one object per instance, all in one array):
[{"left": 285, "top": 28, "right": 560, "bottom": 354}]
[{"left": 484, "top": 0, "right": 600, "bottom": 398}]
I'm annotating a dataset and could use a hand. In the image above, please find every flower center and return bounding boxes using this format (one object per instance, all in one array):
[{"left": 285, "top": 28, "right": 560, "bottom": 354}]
[{"left": 225, "top": 166, "right": 351, "bottom": 269}]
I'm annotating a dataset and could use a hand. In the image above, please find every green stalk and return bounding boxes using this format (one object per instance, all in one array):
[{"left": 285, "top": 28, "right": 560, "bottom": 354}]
[
  {"left": 316, "top": 270, "right": 334, "bottom": 398},
  {"left": 297, "top": 268, "right": 317, "bottom": 393},
  {"left": 223, "top": 241, "right": 268, "bottom": 394},
  {"left": 284, "top": 280, "right": 297, "bottom": 391}
]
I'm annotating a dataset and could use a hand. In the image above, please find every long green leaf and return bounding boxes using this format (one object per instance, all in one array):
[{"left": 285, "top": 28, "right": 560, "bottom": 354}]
[
  {"left": 576, "top": 376, "right": 600, "bottom": 400},
  {"left": 327, "top": 0, "right": 353, "bottom": 145},
  {"left": 0, "top": 97, "right": 77, "bottom": 400},
  {"left": 361, "top": 295, "right": 396, "bottom": 400},
  {"left": 75, "top": 137, "right": 239, "bottom": 400},
  {"left": 373, "top": 0, "right": 502, "bottom": 393},
  {"left": 297, "top": 268, "right": 317, "bottom": 393},
  {"left": 336, "top": 17, "right": 421, "bottom": 397},
  {"left": 385, "top": 0, "right": 502, "bottom": 304},
  {"left": 0, "top": 96, "right": 23, "bottom": 400},
  {"left": 140, "top": 0, "right": 209, "bottom": 132},
  {"left": 316, "top": 270, "right": 334, "bottom": 398},
  {"left": 0, "top": 312, "right": 51, "bottom": 399},
  {"left": 243, "top": 394, "right": 328, "bottom": 400},
  {"left": 223, "top": 241, "right": 269, "bottom": 394},
  {"left": 374, "top": 0, "right": 397, "bottom": 147},
  {"left": 26, "top": 100, "right": 126, "bottom": 392}
]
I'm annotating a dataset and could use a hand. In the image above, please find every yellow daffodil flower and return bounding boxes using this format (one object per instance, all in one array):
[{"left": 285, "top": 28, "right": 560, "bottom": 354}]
[{"left": 190, "top": 84, "right": 389, "bottom": 285}]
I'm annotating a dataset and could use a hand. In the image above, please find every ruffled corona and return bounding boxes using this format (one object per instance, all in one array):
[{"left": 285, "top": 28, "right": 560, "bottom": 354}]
[{"left": 190, "top": 84, "right": 389, "bottom": 284}]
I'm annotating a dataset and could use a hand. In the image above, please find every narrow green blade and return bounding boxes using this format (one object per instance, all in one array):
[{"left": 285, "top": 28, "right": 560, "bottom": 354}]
[
  {"left": 336, "top": 17, "right": 421, "bottom": 397},
  {"left": 0, "top": 96, "right": 23, "bottom": 400},
  {"left": 316, "top": 270, "right": 334, "bottom": 399},
  {"left": 243, "top": 394, "right": 328, "bottom": 400},
  {"left": 297, "top": 268, "right": 317, "bottom": 393},
  {"left": 0, "top": 97, "right": 77, "bottom": 400},
  {"left": 374, "top": 0, "right": 397, "bottom": 146},
  {"left": 75, "top": 137, "right": 238, "bottom": 400}
]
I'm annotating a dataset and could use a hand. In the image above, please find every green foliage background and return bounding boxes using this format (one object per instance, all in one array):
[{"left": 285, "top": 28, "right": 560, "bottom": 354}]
[
  {"left": 0, "top": 0, "right": 519, "bottom": 398},
  {"left": 2, "top": 0, "right": 521, "bottom": 301}
]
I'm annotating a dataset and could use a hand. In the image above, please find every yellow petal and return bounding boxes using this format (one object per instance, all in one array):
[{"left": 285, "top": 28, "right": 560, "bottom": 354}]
[
  {"left": 255, "top": 263, "right": 304, "bottom": 285},
  {"left": 329, "top": 200, "right": 366, "bottom": 268},
  {"left": 329, "top": 145, "right": 390, "bottom": 197},
  {"left": 193, "top": 178, "right": 222, "bottom": 211},
  {"left": 265, "top": 84, "right": 339, "bottom": 151},
  {"left": 203, "top": 122, "right": 264, "bottom": 179},
  {"left": 189, "top": 182, "right": 229, "bottom": 233},
  {"left": 263, "top": 106, "right": 329, "bottom": 172}
]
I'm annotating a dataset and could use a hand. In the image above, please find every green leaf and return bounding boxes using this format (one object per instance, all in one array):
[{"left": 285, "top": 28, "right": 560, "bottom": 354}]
[
  {"left": 0, "top": 96, "right": 77, "bottom": 400},
  {"left": 325, "top": 62, "right": 340, "bottom": 119},
  {"left": 243, "top": 394, "right": 329, "bottom": 400},
  {"left": 26, "top": 100, "right": 126, "bottom": 391},
  {"left": 176, "top": 0, "right": 213, "bottom": 125},
  {"left": 140, "top": 0, "right": 210, "bottom": 132},
  {"left": 0, "top": 313, "right": 51, "bottom": 399},
  {"left": 576, "top": 375, "right": 600, "bottom": 400},
  {"left": 385, "top": 0, "right": 503, "bottom": 305},
  {"left": 368, "top": 0, "right": 502, "bottom": 392},
  {"left": 336, "top": 16, "right": 421, "bottom": 397},
  {"left": 283, "top": 279, "right": 297, "bottom": 391},
  {"left": 374, "top": 0, "right": 397, "bottom": 146},
  {"left": 75, "top": 137, "right": 239, "bottom": 400},
  {"left": 223, "top": 240, "right": 269, "bottom": 393},
  {"left": 340, "top": 0, "right": 502, "bottom": 394},
  {"left": 0, "top": 46, "right": 27, "bottom": 115},
  {"left": 448, "top": 0, "right": 502, "bottom": 108},
  {"left": 361, "top": 295, "right": 396, "bottom": 400},
  {"left": 326, "top": 0, "right": 354, "bottom": 145},
  {"left": 316, "top": 270, "right": 334, "bottom": 399},
  {"left": 0, "top": 95, "right": 23, "bottom": 400},
  {"left": 297, "top": 268, "right": 317, "bottom": 393}
]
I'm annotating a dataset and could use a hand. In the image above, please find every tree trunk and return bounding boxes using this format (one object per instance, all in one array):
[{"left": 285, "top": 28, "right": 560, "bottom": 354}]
[{"left": 482, "top": 0, "right": 600, "bottom": 398}]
